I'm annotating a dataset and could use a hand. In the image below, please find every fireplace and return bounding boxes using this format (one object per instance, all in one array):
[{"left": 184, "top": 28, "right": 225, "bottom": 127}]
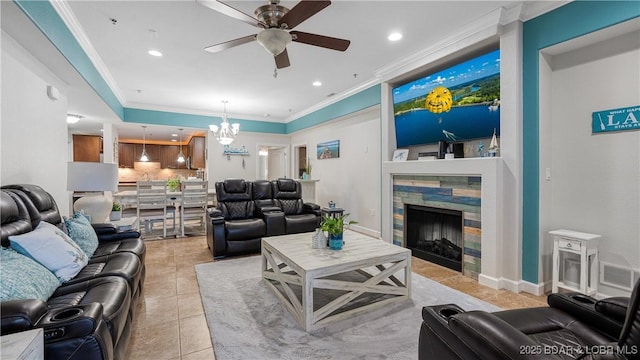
[{"left": 405, "top": 204, "right": 463, "bottom": 272}]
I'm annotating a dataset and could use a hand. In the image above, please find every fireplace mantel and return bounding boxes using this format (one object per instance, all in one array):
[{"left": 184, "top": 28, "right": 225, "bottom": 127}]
[{"left": 381, "top": 157, "right": 504, "bottom": 289}]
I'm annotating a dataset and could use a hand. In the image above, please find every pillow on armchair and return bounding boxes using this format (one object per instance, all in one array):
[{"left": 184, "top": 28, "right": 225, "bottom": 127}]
[{"left": 9, "top": 221, "right": 89, "bottom": 282}]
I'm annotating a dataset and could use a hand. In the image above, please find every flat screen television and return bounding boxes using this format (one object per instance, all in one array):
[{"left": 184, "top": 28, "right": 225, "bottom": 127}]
[{"left": 392, "top": 49, "right": 500, "bottom": 148}]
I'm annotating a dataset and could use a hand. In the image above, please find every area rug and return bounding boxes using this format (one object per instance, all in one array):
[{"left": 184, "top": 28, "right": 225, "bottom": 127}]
[{"left": 195, "top": 256, "right": 500, "bottom": 360}]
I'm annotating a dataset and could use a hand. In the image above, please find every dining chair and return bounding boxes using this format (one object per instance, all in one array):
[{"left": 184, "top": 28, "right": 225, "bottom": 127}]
[
  {"left": 136, "top": 180, "right": 176, "bottom": 238},
  {"left": 179, "top": 180, "right": 209, "bottom": 237}
]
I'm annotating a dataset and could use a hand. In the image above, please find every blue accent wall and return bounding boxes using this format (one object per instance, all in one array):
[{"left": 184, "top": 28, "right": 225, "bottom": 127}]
[
  {"left": 123, "top": 108, "right": 287, "bottom": 134},
  {"left": 522, "top": 1, "right": 640, "bottom": 283}
]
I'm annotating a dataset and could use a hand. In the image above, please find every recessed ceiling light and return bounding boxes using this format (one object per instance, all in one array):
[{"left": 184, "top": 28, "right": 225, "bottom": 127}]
[
  {"left": 148, "top": 50, "right": 163, "bottom": 57},
  {"left": 312, "top": 81, "right": 322, "bottom": 87},
  {"left": 388, "top": 32, "right": 403, "bottom": 41},
  {"left": 171, "top": 133, "right": 178, "bottom": 137},
  {"left": 66, "top": 114, "right": 82, "bottom": 124},
  {"left": 171, "top": 139, "right": 177, "bottom": 142}
]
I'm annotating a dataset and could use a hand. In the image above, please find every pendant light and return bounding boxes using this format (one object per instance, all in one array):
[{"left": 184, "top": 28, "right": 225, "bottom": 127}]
[
  {"left": 140, "top": 126, "right": 150, "bottom": 162},
  {"left": 177, "top": 128, "right": 186, "bottom": 163}
]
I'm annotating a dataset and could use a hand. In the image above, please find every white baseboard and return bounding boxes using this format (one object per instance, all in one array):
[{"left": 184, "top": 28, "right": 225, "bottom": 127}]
[
  {"left": 478, "top": 274, "right": 548, "bottom": 296},
  {"left": 350, "top": 225, "right": 381, "bottom": 240}
]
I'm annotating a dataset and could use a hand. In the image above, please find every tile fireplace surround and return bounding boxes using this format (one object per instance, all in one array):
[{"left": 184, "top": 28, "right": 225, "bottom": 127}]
[
  {"left": 382, "top": 157, "right": 506, "bottom": 290},
  {"left": 393, "top": 175, "right": 482, "bottom": 279}
]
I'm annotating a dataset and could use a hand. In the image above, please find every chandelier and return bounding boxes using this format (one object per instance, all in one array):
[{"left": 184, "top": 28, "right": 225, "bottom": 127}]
[{"left": 209, "top": 100, "right": 239, "bottom": 146}]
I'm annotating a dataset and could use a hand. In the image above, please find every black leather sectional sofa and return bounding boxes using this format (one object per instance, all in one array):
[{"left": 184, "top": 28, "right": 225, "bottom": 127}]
[
  {"left": 0, "top": 184, "right": 145, "bottom": 360},
  {"left": 207, "top": 178, "right": 321, "bottom": 258},
  {"left": 419, "top": 279, "right": 640, "bottom": 359}
]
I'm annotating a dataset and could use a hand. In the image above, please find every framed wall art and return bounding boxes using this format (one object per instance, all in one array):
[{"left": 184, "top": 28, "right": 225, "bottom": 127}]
[{"left": 317, "top": 140, "right": 340, "bottom": 159}]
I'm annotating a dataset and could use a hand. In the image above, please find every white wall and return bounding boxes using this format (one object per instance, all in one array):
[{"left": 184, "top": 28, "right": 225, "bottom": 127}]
[
  {"left": 1, "top": 31, "right": 70, "bottom": 215},
  {"left": 206, "top": 131, "right": 289, "bottom": 184},
  {"left": 290, "top": 106, "right": 382, "bottom": 237},
  {"left": 539, "top": 30, "right": 640, "bottom": 296}
]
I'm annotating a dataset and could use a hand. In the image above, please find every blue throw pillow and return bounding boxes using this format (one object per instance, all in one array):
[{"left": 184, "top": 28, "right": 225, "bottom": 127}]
[
  {"left": 0, "top": 247, "right": 61, "bottom": 302},
  {"left": 9, "top": 221, "right": 89, "bottom": 282},
  {"left": 64, "top": 211, "right": 99, "bottom": 257}
]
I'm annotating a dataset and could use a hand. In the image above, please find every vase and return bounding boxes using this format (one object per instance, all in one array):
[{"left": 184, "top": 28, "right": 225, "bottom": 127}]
[
  {"left": 311, "top": 228, "right": 326, "bottom": 249},
  {"left": 329, "top": 232, "right": 343, "bottom": 250},
  {"left": 109, "top": 210, "right": 122, "bottom": 221}
]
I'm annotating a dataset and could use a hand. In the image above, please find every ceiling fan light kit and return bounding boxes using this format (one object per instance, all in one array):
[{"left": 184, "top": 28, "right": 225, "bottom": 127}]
[
  {"left": 199, "top": 0, "right": 349, "bottom": 69},
  {"left": 256, "top": 29, "right": 292, "bottom": 56}
]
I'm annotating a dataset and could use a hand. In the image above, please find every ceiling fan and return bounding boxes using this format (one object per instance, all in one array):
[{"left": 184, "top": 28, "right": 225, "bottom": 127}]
[{"left": 198, "top": 0, "right": 351, "bottom": 69}]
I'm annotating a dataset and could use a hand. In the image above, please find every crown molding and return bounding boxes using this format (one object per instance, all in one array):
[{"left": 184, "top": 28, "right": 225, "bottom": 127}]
[{"left": 50, "top": 0, "right": 126, "bottom": 106}]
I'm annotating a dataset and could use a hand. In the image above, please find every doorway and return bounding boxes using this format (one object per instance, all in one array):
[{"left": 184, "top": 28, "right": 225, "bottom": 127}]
[
  {"left": 256, "top": 144, "right": 289, "bottom": 180},
  {"left": 293, "top": 144, "right": 308, "bottom": 179}
]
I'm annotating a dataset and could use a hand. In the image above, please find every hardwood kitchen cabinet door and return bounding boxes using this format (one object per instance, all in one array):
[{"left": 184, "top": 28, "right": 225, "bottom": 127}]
[
  {"left": 188, "top": 136, "right": 206, "bottom": 169},
  {"left": 73, "top": 135, "right": 102, "bottom": 162},
  {"left": 118, "top": 143, "right": 135, "bottom": 168}
]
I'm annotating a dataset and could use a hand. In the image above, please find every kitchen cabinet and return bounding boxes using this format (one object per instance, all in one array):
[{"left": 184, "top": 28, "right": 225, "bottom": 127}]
[
  {"left": 118, "top": 142, "right": 192, "bottom": 169},
  {"left": 118, "top": 143, "right": 135, "bottom": 168},
  {"left": 160, "top": 145, "right": 187, "bottom": 169},
  {"left": 188, "top": 136, "right": 206, "bottom": 169},
  {"left": 73, "top": 134, "right": 102, "bottom": 162}
]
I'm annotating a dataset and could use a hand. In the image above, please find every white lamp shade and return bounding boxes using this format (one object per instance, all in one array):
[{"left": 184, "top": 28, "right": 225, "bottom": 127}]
[
  {"left": 67, "top": 162, "right": 118, "bottom": 224},
  {"left": 67, "top": 162, "right": 118, "bottom": 191}
]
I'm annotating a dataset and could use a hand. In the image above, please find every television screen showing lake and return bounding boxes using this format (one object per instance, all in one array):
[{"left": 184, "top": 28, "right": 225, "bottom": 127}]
[{"left": 392, "top": 49, "right": 500, "bottom": 147}]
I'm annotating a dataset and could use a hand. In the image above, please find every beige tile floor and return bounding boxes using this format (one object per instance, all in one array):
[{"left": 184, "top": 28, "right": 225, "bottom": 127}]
[{"left": 126, "top": 235, "right": 548, "bottom": 359}]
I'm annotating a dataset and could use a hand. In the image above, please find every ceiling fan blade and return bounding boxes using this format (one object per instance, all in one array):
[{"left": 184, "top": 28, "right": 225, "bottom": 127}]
[
  {"left": 290, "top": 31, "right": 350, "bottom": 51},
  {"left": 197, "top": 0, "right": 266, "bottom": 28},
  {"left": 275, "top": 48, "right": 291, "bottom": 69},
  {"left": 278, "top": 0, "right": 331, "bottom": 29},
  {"left": 204, "top": 34, "right": 257, "bottom": 53}
]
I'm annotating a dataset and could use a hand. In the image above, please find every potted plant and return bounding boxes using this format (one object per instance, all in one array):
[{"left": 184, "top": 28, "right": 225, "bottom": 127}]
[
  {"left": 167, "top": 177, "right": 181, "bottom": 192},
  {"left": 320, "top": 213, "right": 357, "bottom": 250},
  {"left": 110, "top": 202, "right": 122, "bottom": 221}
]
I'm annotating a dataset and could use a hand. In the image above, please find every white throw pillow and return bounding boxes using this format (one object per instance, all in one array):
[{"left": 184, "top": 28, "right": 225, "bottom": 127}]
[{"left": 9, "top": 221, "right": 89, "bottom": 282}]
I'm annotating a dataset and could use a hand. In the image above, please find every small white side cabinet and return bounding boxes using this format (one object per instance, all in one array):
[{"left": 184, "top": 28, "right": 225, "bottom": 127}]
[
  {"left": 550, "top": 229, "right": 601, "bottom": 295},
  {"left": 0, "top": 328, "right": 44, "bottom": 360}
]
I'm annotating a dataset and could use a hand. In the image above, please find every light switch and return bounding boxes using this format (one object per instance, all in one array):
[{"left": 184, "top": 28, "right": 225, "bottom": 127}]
[{"left": 545, "top": 168, "right": 551, "bottom": 181}]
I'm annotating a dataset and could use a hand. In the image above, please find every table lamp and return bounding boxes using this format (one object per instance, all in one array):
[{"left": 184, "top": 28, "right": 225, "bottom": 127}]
[{"left": 67, "top": 162, "right": 118, "bottom": 223}]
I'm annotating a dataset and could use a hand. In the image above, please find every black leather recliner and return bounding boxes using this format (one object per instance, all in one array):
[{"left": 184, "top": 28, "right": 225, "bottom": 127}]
[
  {"left": 207, "top": 178, "right": 321, "bottom": 259},
  {"left": 419, "top": 279, "right": 640, "bottom": 359},
  {"left": 208, "top": 179, "right": 265, "bottom": 258},
  {"left": 271, "top": 178, "right": 321, "bottom": 234},
  {"left": 1, "top": 185, "right": 145, "bottom": 360}
]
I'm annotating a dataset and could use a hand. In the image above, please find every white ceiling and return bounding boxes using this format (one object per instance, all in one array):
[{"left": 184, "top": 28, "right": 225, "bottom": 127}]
[{"left": 3, "top": 1, "right": 565, "bottom": 140}]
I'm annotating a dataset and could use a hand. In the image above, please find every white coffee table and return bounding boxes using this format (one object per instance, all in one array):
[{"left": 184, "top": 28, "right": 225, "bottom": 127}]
[{"left": 261, "top": 231, "right": 411, "bottom": 332}]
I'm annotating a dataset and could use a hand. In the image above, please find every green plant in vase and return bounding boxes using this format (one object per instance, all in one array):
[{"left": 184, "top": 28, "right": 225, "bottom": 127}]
[
  {"left": 167, "top": 178, "right": 180, "bottom": 192},
  {"left": 110, "top": 202, "right": 122, "bottom": 221},
  {"left": 320, "top": 213, "right": 357, "bottom": 250},
  {"left": 305, "top": 157, "right": 312, "bottom": 178}
]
